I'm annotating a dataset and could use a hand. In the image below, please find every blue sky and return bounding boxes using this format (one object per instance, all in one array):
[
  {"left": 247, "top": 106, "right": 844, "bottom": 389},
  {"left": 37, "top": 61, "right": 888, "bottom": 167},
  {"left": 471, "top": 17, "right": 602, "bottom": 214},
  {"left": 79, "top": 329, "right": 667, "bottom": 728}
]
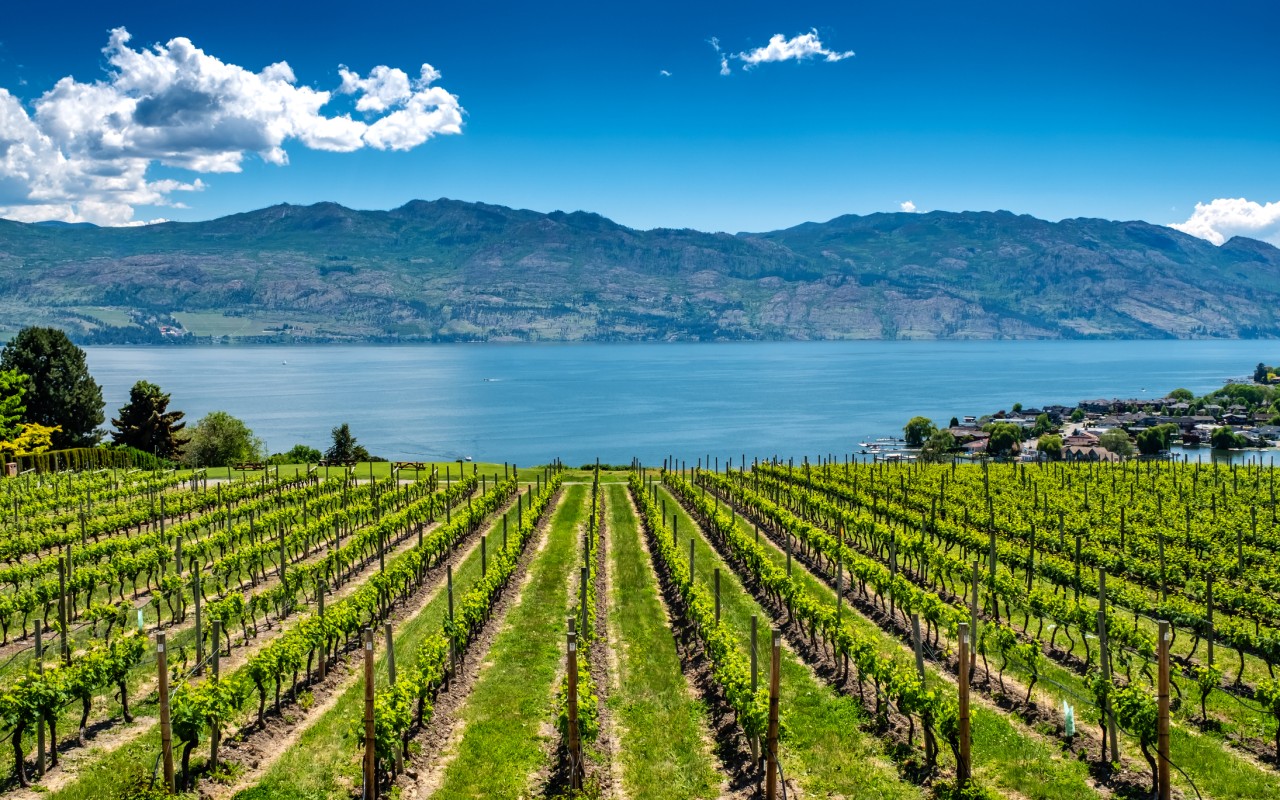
[{"left": 0, "top": 0, "right": 1277, "bottom": 242}]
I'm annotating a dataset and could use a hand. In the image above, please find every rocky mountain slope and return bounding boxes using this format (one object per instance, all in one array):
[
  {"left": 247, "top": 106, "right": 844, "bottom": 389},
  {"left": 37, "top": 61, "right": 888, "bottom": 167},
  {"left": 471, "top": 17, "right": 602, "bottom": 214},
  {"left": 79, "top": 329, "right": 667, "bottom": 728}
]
[{"left": 1, "top": 200, "right": 1277, "bottom": 341}]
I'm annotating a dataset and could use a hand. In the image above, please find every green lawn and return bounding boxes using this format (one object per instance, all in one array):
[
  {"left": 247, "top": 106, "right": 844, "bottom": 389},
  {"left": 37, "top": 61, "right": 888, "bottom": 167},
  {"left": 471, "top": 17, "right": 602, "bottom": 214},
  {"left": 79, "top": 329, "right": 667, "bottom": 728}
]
[
  {"left": 429, "top": 485, "right": 587, "bottom": 799},
  {"left": 170, "top": 312, "right": 300, "bottom": 338},
  {"left": 604, "top": 483, "right": 720, "bottom": 800}
]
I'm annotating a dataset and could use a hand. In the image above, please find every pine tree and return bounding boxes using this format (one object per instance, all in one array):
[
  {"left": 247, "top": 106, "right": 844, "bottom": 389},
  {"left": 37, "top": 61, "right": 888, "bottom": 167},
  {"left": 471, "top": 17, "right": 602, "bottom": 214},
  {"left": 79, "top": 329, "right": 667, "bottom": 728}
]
[
  {"left": 111, "top": 381, "right": 187, "bottom": 459},
  {"left": 326, "top": 423, "right": 358, "bottom": 463}
]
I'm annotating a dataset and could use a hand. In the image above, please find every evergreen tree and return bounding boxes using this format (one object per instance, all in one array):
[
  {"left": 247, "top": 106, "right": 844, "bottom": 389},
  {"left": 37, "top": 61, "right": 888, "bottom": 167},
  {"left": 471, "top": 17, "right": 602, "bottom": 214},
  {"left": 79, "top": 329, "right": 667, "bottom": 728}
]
[
  {"left": 326, "top": 423, "right": 359, "bottom": 463},
  {"left": 0, "top": 327, "right": 104, "bottom": 448},
  {"left": 111, "top": 381, "right": 187, "bottom": 459}
]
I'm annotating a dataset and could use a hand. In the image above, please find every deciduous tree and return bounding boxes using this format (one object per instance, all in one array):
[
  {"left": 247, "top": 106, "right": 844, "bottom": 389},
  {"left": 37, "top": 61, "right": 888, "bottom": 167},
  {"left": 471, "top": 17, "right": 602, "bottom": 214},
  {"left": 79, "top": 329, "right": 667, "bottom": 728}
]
[
  {"left": 1037, "top": 434, "right": 1062, "bottom": 460},
  {"left": 182, "top": 411, "right": 264, "bottom": 467},
  {"left": 1097, "top": 429, "right": 1135, "bottom": 458},
  {"left": 0, "top": 327, "right": 104, "bottom": 448},
  {"left": 919, "top": 430, "right": 955, "bottom": 463},
  {"left": 903, "top": 416, "right": 936, "bottom": 448}
]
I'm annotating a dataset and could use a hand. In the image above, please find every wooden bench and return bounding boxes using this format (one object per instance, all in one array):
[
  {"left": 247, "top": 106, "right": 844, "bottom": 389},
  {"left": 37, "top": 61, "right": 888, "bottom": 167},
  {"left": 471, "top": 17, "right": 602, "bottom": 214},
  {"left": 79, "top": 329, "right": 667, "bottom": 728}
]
[{"left": 317, "top": 459, "right": 358, "bottom": 468}]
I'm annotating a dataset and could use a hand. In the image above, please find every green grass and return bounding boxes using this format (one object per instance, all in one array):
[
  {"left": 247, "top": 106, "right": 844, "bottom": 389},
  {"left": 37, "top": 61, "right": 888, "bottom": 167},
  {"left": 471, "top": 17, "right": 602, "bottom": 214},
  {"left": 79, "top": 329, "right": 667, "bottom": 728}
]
[
  {"left": 604, "top": 483, "right": 720, "bottom": 800},
  {"left": 169, "top": 312, "right": 302, "bottom": 338},
  {"left": 653, "top": 484, "right": 925, "bottom": 800},
  {"left": 430, "top": 485, "right": 587, "bottom": 799},
  {"left": 185, "top": 461, "right": 547, "bottom": 484},
  {"left": 234, "top": 499, "right": 530, "bottom": 800},
  {"left": 68, "top": 306, "right": 136, "bottom": 327},
  {"left": 660, "top": 481, "right": 1102, "bottom": 800}
]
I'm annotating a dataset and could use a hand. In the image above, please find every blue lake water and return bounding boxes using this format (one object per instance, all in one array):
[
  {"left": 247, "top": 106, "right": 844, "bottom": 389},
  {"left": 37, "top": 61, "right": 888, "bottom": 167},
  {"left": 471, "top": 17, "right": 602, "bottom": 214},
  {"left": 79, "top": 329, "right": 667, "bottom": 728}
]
[{"left": 83, "top": 341, "right": 1279, "bottom": 466}]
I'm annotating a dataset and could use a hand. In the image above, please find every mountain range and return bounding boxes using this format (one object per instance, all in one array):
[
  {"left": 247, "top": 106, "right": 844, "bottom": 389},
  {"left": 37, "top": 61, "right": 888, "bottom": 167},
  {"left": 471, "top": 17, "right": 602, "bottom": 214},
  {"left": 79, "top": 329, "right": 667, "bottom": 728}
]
[{"left": 1, "top": 200, "right": 1279, "bottom": 342}]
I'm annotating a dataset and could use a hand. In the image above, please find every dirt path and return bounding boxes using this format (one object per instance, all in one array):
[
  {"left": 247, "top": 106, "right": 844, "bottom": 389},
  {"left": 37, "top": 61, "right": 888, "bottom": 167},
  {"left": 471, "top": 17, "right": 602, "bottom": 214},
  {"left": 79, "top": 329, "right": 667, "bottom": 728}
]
[{"left": 600, "top": 494, "right": 628, "bottom": 800}]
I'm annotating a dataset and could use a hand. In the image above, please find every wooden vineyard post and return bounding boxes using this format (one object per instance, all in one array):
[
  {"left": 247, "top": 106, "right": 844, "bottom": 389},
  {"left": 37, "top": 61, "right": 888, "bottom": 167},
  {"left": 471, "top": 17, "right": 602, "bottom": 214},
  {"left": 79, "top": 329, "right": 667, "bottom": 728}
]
[
  {"left": 690, "top": 539, "right": 695, "bottom": 584},
  {"left": 715, "top": 568, "right": 721, "bottom": 622},
  {"left": 911, "top": 612, "right": 935, "bottom": 764},
  {"left": 503, "top": 515, "right": 508, "bottom": 549},
  {"left": 567, "top": 630, "right": 582, "bottom": 791},
  {"left": 385, "top": 623, "right": 397, "bottom": 684},
  {"left": 448, "top": 565, "right": 456, "bottom": 674},
  {"left": 957, "top": 622, "right": 972, "bottom": 786},
  {"left": 194, "top": 568, "right": 203, "bottom": 673},
  {"left": 58, "top": 556, "right": 69, "bottom": 664},
  {"left": 481, "top": 535, "right": 487, "bottom": 578},
  {"left": 836, "top": 524, "right": 844, "bottom": 627},
  {"left": 1027, "top": 523, "right": 1036, "bottom": 590},
  {"left": 1157, "top": 529, "right": 1167, "bottom": 603},
  {"left": 969, "top": 562, "right": 980, "bottom": 673},
  {"left": 1206, "top": 574, "right": 1215, "bottom": 667},
  {"left": 1070, "top": 532, "right": 1080, "bottom": 601},
  {"left": 35, "top": 620, "right": 44, "bottom": 777},
  {"left": 318, "top": 580, "right": 328, "bottom": 679},
  {"left": 1158, "top": 621, "right": 1172, "bottom": 800},
  {"left": 211, "top": 620, "right": 221, "bottom": 770},
  {"left": 673, "top": 515, "right": 678, "bottom": 546},
  {"left": 580, "top": 567, "right": 589, "bottom": 636},
  {"left": 1098, "top": 609, "right": 1118, "bottom": 761},
  {"left": 986, "top": 529, "right": 997, "bottom": 620},
  {"left": 158, "top": 632, "right": 175, "bottom": 793},
  {"left": 363, "top": 629, "right": 376, "bottom": 800},
  {"left": 786, "top": 532, "right": 792, "bottom": 577},
  {"left": 765, "top": 629, "right": 782, "bottom": 800},
  {"left": 751, "top": 615, "right": 759, "bottom": 691},
  {"left": 911, "top": 613, "right": 926, "bottom": 681},
  {"left": 386, "top": 622, "right": 402, "bottom": 775}
]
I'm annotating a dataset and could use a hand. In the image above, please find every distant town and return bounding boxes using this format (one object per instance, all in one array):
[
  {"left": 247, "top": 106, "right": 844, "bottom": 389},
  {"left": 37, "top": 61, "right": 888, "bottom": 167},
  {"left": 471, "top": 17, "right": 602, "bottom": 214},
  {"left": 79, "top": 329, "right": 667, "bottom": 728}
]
[{"left": 892, "top": 362, "right": 1280, "bottom": 462}]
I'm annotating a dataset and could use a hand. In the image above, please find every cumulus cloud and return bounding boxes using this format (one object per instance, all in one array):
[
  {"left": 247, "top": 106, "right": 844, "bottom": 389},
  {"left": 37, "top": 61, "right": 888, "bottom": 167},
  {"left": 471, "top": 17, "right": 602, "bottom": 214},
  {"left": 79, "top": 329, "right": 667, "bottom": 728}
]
[
  {"left": 900, "top": 200, "right": 917, "bottom": 213},
  {"left": 709, "top": 38, "right": 731, "bottom": 76},
  {"left": 0, "top": 28, "right": 463, "bottom": 225},
  {"left": 1169, "top": 198, "right": 1280, "bottom": 247},
  {"left": 734, "top": 29, "right": 853, "bottom": 69}
]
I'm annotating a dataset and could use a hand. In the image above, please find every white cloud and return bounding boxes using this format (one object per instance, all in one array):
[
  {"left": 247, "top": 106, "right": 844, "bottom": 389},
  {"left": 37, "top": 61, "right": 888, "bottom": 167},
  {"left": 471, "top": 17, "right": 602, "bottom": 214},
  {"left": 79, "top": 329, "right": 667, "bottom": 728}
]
[
  {"left": 1169, "top": 198, "right": 1280, "bottom": 247},
  {"left": 659, "top": 69, "right": 672, "bottom": 77},
  {"left": 0, "top": 28, "right": 463, "bottom": 225},
  {"left": 709, "top": 38, "right": 730, "bottom": 77},
  {"left": 734, "top": 29, "right": 853, "bottom": 69},
  {"left": 900, "top": 200, "right": 917, "bottom": 213}
]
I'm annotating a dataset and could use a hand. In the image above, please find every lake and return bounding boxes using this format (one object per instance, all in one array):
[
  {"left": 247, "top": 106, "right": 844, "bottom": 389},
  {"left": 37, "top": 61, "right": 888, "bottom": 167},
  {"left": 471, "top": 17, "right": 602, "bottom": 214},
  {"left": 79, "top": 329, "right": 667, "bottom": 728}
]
[{"left": 83, "top": 340, "right": 1279, "bottom": 466}]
